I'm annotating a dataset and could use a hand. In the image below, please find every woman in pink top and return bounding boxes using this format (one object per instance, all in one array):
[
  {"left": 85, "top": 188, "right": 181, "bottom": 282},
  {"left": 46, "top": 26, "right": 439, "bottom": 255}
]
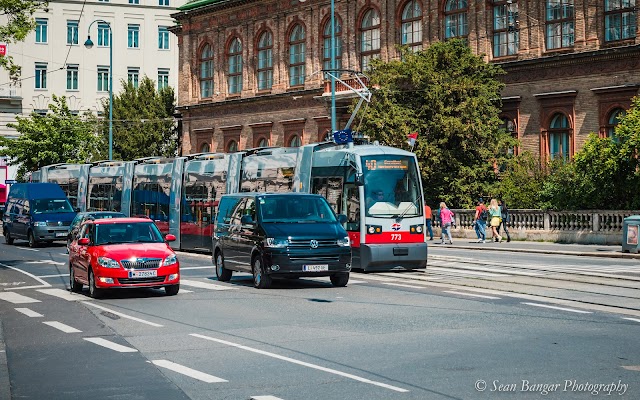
[{"left": 438, "top": 201, "right": 454, "bottom": 245}]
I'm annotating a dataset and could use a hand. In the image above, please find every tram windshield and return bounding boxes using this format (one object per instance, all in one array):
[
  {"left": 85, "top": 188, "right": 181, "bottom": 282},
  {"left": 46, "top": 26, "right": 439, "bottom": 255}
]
[{"left": 362, "top": 155, "right": 421, "bottom": 218}]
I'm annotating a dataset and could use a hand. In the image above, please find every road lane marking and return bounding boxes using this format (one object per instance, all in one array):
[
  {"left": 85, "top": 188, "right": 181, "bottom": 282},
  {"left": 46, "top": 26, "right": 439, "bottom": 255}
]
[
  {"left": 181, "top": 279, "right": 237, "bottom": 291},
  {"left": 43, "top": 321, "right": 82, "bottom": 333},
  {"left": 180, "top": 266, "right": 212, "bottom": 270},
  {"left": 381, "top": 282, "right": 425, "bottom": 289},
  {"left": 0, "top": 292, "right": 41, "bottom": 304},
  {"left": 15, "top": 307, "right": 43, "bottom": 317},
  {"left": 190, "top": 334, "right": 409, "bottom": 393},
  {"left": 37, "top": 288, "right": 88, "bottom": 301},
  {"left": 429, "top": 267, "right": 507, "bottom": 277},
  {"left": 82, "top": 302, "right": 164, "bottom": 327},
  {"left": 84, "top": 337, "right": 138, "bottom": 353},
  {"left": 150, "top": 360, "right": 228, "bottom": 383},
  {"left": 26, "top": 260, "right": 65, "bottom": 266},
  {"left": 622, "top": 318, "right": 640, "bottom": 323},
  {"left": 521, "top": 302, "right": 592, "bottom": 314},
  {"left": 251, "top": 397, "right": 285, "bottom": 400},
  {"left": 180, "top": 289, "right": 194, "bottom": 293},
  {"left": 443, "top": 291, "right": 501, "bottom": 299},
  {"left": 16, "top": 247, "right": 39, "bottom": 252},
  {"left": 38, "top": 274, "right": 69, "bottom": 278},
  {"left": 0, "top": 262, "right": 50, "bottom": 289}
]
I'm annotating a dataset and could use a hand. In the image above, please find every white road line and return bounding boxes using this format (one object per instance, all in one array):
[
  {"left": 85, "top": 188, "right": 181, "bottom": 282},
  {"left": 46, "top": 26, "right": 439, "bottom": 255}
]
[
  {"left": 150, "top": 360, "right": 228, "bottom": 383},
  {"left": 181, "top": 279, "right": 237, "bottom": 291},
  {"left": 180, "top": 266, "right": 212, "bottom": 270},
  {"left": 522, "top": 302, "right": 592, "bottom": 314},
  {"left": 251, "top": 396, "right": 285, "bottom": 400},
  {"left": 0, "top": 262, "right": 50, "bottom": 289},
  {"left": 81, "top": 302, "right": 164, "bottom": 327},
  {"left": 429, "top": 263, "right": 541, "bottom": 277},
  {"left": 190, "top": 334, "right": 409, "bottom": 393},
  {"left": 25, "top": 260, "right": 65, "bottom": 266},
  {"left": 38, "top": 274, "right": 69, "bottom": 278},
  {"left": 381, "top": 282, "right": 425, "bottom": 289},
  {"left": 84, "top": 337, "right": 138, "bottom": 353},
  {"left": 0, "top": 292, "right": 41, "bottom": 304},
  {"left": 622, "top": 317, "right": 640, "bottom": 323},
  {"left": 16, "top": 247, "right": 39, "bottom": 252},
  {"left": 429, "top": 267, "right": 507, "bottom": 277},
  {"left": 180, "top": 289, "right": 194, "bottom": 293},
  {"left": 43, "top": 321, "right": 82, "bottom": 333},
  {"left": 37, "top": 288, "right": 88, "bottom": 301},
  {"left": 443, "top": 291, "right": 501, "bottom": 299},
  {"left": 15, "top": 307, "right": 43, "bottom": 317}
]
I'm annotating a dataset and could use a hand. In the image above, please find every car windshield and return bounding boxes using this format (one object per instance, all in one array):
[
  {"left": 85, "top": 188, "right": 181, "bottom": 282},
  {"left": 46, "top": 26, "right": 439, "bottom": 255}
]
[
  {"left": 259, "top": 196, "right": 338, "bottom": 223},
  {"left": 94, "top": 222, "right": 164, "bottom": 245},
  {"left": 32, "top": 198, "right": 74, "bottom": 214}
]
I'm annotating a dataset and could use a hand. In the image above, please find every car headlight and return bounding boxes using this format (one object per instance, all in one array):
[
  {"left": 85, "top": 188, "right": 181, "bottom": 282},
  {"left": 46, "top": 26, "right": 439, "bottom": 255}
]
[
  {"left": 266, "top": 237, "right": 288, "bottom": 248},
  {"left": 33, "top": 221, "right": 47, "bottom": 227},
  {"left": 337, "top": 236, "right": 350, "bottom": 247},
  {"left": 97, "top": 257, "right": 120, "bottom": 269},
  {"left": 163, "top": 254, "right": 177, "bottom": 266}
]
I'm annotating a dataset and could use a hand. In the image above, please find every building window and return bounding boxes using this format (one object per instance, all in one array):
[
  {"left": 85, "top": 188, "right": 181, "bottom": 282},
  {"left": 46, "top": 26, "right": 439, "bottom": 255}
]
[
  {"left": 546, "top": 0, "right": 574, "bottom": 50},
  {"left": 66, "top": 64, "right": 79, "bottom": 90},
  {"left": 257, "top": 137, "right": 269, "bottom": 147},
  {"left": 129, "top": 0, "right": 140, "bottom": 3},
  {"left": 36, "top": 18, "right": 48, "bottom": 43},
  {"left": 288, "top": 135, "right": 301, "bottom": 147},
  {"left": 605, "top": 108, "right": 625, "bottom": 138},
  {"left": 257, "top": 31, "right": 273, "bottom": 91},
  {"left": 322, "top": 18, "right": 343, "bottom": 71},
  {"left": 604, "top": 0, "right": 636, "bottom": 42},
  {"left": 128, "top": 68, "right": 140, "bottom": 88},
  {"left": 98, "top": 23, "right": 110, "bottom": 47},
  {"left": 159, "top": 0, "right": 169, "bottom": 5},
  {"left": 289, "top": 24, "right": 306, "bottom": 87},
  {"left": 35, "top": 63, "right": 47, "bottom": 89},
  {"left": 200, "top": 143, "right": 210, "bottom": 153},
  {"left": 158, "top": 26, "right": 169, "bottom": 50},
  {"left": 128, "top": 24, "right": 140, "bottom": 48},
  {"left": 97, "top": 66, "right": 110, "bottom": 92},
  {"left": 493, "top": 1, "right": 519, "bottom": 57},
  {"left": 158, "top": 68, "right": 169, "bottom": 90},
  {"left": 67, "top": 21, "right": 79, "bottom": 45},
  {"left": 548, "top": 113, "right": 571, "bottom": 160},
  {"left": 227, "top": 140, "right": 238, "bottom": 152},
  {"left": 227, "top": 37, "right": 243, "bottom": 95},
  {"left": 360, "top": 8, "right": 381, "bottom": 71},
  {"left": 199, "top": 44, "right": 214, "bottom": 98},
  {"left": 502, "top": 117, "right": 517, "bottom": 155},
  {"left": 401, "top": 0, "right": 422, "bottom": 51},
  {"left": 444, "top": 0, "right": 468, "bottom": 39}
]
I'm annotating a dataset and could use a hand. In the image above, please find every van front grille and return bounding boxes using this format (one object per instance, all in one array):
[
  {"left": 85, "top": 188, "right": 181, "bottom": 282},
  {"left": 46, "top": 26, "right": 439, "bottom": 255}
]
[
  {"left": 289, "top": 255, "right": 341, "bottom": 262},
  {"left": 46, "top": 221, "right": 71, "bottom": 227},
  {"left": 288, "top": 239, "right": 337, "bottom": 249}
]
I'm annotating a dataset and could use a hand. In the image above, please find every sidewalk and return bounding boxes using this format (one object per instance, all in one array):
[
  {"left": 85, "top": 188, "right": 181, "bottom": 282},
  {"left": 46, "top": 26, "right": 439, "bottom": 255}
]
[{"left": 430, "top": 238, "right": 640, "bottom": 259}]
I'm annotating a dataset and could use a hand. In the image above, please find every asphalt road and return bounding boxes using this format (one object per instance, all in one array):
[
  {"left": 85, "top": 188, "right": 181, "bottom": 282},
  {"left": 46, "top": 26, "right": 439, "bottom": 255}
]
[{"left": 0, "top": 241, "right": 639, "bottom": 400}]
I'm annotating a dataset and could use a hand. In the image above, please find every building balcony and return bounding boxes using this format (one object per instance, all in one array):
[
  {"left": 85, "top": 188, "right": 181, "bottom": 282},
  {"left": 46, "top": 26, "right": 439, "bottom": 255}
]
[{"left": 0, "top": 86, "right": 20, "bottom": 99}]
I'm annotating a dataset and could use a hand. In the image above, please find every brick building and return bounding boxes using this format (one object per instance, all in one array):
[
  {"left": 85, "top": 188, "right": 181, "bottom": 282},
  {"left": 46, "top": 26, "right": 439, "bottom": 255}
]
[{"left": 171, "top": 0, "right": 640, "bottom": 160}]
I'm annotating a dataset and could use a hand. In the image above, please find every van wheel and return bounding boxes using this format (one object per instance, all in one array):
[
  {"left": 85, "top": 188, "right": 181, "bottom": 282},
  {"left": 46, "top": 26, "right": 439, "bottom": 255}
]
[
  {"left": 215, "top": 251, "right": 232, "bottom": 282},
  {"left": 330, "top": 272, "right": 349, "bottom": 287},
  {"left": 69, "top": 264, "right": 82, "bottom": 293},
  {"left": 88, "top": 269, "right": 102, "bottom": 299},
  {"left": 252, "top": 255, "right": 271, "bottom": 289},
  {"left": 28, "top": 231, "right": 38, "bottom": 248},
  {"left": 165, "top": 284, "right": 179, "bottom": 296},
  {"left": 4, "top": 229, "right": 13, "bottom": 245}
]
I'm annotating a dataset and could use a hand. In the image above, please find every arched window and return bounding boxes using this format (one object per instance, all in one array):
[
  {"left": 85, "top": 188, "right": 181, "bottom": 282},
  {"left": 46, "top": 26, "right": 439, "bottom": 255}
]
[
  {"left": 546, "top": 0, "right": 574, "bottom": 50},
  {"left": 401, "top": 0, "right": 422, "bottom": 51},
  {"left": 606, "top": 108, "right": 625, "bottom": 138},
  {"left": 360, "top": 8, "right": 381, "bottom": 71},
  {"left": 199, "top": 44, "right": 214, "bottom": 98},
  {"left": 227, "top": 140, "right": 238, "bottom": 153},
  {"left": 493, "top": 0, "right": 519, "bottom": 57},
  {"left": 227, "top": 37, "right": 242, "bottom": 95},
  {"left": 288, "top": 135, "right": 301, "bottom": 147},
  {"left": 604, "top": 0, "right": 636, "bottom": 42},
  {"left": 322, "top": 18, "right": 343, "bottom": 71},
  {"left": 257, "top": 31, "right": 273, "bottom": 91},
  {"left": 200, "top": 143, "right": 210, "bottom": 153},
  {"left": 548, "top": 113, "right": 571, "bottom": 160},
  {"left": 289, "top": 24, "right": 306, "bottom": 87},
  {"left": 257, "top": 137, "right": 269, "bottom": 147},
  {"left": 444, "top": 0, "right": 468, "bottom": 39}
]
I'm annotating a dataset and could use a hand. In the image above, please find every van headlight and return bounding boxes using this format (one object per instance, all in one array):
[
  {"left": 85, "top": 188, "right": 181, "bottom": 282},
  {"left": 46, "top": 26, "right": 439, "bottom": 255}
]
[
  {"left": 97, "top": 257, "right": 120, "bottom": 269},
  {"left": 163, "top": 254, "right": 177, "bottom": 266},
  {"left": 33, "top": 221, "right": 47, "bottom": 226},
  {"left": 266, "top": 237, "right": 288, "bottom": 248},
  {"left": 337, "top": 236, "right": 350, "bottom": 247}
]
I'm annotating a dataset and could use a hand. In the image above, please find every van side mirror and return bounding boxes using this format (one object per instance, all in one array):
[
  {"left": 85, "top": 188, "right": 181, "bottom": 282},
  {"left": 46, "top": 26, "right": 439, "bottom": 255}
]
[
  {"left": 354, "top": 173, "right": 364, "bottom": 186},
  {"left": 338, "top": 214, "right": 347, "bottom": 224},
  {"left": 241, "top": 215, "right": 254, "bottom": 225},
  {"left": 74, "top": 207, "right": 80, "bottom": 212}
]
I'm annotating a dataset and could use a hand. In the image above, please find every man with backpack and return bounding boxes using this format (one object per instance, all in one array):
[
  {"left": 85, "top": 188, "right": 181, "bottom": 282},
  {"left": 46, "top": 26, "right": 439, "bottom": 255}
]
[
  {"left": 497, "top": 199, "right": 512, "bottom": 242},
  {"left": 474, "top": 198, "right": 488, "bottom": 243}
]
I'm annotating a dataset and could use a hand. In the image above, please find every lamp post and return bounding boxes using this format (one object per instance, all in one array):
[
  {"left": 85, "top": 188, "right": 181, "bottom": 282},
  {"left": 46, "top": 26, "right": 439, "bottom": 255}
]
[
  {"left": 84, "top": 20, "right": 113, "bottom": 160},
  {"left": 329, "top": 0, "right": 336, "bottom": 135}
]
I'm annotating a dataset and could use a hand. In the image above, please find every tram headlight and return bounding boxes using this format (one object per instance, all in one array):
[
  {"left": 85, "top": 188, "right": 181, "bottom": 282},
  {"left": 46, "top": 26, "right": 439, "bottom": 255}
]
[
  {"left": 366, "top": 225, "right": 382, "bottom": 234},
  {"left": 410, "top": 224, "right": 424, "bottom": 234},
  {"left": 266, "top": 237, "right": 288, "bottom": 248}
]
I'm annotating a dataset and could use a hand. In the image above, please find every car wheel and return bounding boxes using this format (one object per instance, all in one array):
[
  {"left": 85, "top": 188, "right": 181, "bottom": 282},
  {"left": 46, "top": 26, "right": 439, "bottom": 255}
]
[
  {"left": 330, "top": 272, "right": 349, "bottom": 287},
  {"left": 69, "top": 264, "right": 83, "bottom": 293},
  {"left": 4, "top": 229, "right": 13, "bottom": 245},
  {"left": 88, "top": 269, "right": 102, "bottom": 299},
  {"left": 215, "top": 251, "right": 232, "bottom": 282},
  {"left": 252, "top": 255, "right": 271, "bottom": 289},
  {"left": 165, "top": 284, "right": 179, "bottom": 296},
  {"left": 28, "top": 231, "right": 38, "bottom": 248}
]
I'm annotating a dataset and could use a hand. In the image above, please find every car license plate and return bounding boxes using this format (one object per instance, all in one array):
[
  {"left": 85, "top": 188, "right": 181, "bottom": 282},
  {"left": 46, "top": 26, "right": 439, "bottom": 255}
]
[
  {"left": 303, "top": 264, "right": 328, "bottom": 272},
  {"left": 128, "top": 270, "right": 157, "bottom": 278},
  {"left": 55, "top": 232, "right": 67, "bottom": 238}
]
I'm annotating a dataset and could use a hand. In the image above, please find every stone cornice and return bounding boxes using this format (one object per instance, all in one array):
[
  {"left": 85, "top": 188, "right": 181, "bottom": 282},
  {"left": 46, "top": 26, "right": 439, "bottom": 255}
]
[{"left": 177, "top": 88, "right": 324, "bottom": 113}]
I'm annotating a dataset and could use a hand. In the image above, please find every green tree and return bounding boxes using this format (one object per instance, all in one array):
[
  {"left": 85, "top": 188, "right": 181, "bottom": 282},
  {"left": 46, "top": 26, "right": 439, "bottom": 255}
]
[
  {"left": 0, "top": 0, "right": 49, "bottom": 80},
  {"left": 0, "top": 95, "right": 101, "bottom": 181},
  {"left": 104, "top": 76, "right": 178, "bottom": 160},
  {"left": 354, "top": 40, "right": 514, "bottom": 208},
  {"left": 491, "top": 152, "right": 548, "bottom": 209}
]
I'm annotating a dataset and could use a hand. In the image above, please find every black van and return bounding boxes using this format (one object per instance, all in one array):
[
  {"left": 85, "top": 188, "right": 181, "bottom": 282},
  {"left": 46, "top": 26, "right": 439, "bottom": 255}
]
[
  {"left": 212, "top": 193, "right": 352, "bottom": 288},
  {"left": 2, "top": 183, "right": 76, "bottom": 247}
]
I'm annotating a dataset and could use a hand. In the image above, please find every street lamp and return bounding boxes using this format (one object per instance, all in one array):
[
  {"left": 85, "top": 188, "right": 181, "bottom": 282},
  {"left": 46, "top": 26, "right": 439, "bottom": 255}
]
[{"left": 84, "top": 20, "right": 113, "bottom": 160}]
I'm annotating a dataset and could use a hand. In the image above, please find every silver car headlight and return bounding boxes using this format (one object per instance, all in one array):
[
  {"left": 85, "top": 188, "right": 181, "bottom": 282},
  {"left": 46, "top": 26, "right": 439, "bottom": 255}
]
[
  {"left": 266, "top": 237, "right": 288, "bottom": 248},
  {"left": 33, "top": 221, "right": 47, "bottom": 227},
  {"left": 97, "top": 257, "right": 120, "bottom": 269},
  {"left": 337, "top": 236, "right": 351, "bottom": 247},
  {"left": 163, "top": 254, "right": 177, "bottom": 266}
]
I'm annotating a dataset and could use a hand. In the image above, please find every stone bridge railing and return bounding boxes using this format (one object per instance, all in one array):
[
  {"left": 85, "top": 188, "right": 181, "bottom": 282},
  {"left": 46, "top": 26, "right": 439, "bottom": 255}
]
[{"left": 433, "top": 210, "right": 640, "bottom": 245}]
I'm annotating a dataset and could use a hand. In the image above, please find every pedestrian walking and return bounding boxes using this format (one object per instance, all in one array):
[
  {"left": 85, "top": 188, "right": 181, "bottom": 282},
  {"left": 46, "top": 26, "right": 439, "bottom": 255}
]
[
  {"left": 424, "top": 203, "right": 434, "bottom": 241},
  {"left": 498, "top": 199, "right": 512, "bottom": 242},
  {"left": 438, "top": 202, "right": 454, "bottom": 245},
  {"left": 474, "top": 198, "right": 488, "bottom": 243},
  {"left": 488, "top": 198, "right": 503, "bottom": 243}
]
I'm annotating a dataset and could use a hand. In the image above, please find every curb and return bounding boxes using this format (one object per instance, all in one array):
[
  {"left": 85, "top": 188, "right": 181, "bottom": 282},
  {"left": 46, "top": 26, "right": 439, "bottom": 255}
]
[{"left": 448, "top": 244, "right": 640, "bottom": 259}]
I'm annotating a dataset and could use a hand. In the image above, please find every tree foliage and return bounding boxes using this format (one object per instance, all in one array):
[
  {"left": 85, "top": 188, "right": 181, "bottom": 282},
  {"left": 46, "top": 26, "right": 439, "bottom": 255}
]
[
  {"left": 0, "top": 0, "right": 49, "bottom": 80},
  {"left": 0, "top": 95, "right": 101, "bottom": 181},
  {"left": 490, "top": 152, "right": 548, "bottom": 209},
  {"left": 104, "top": 76, "right": 178, "bottom": 161},
  {"left": 354, "top": 40, "right": 515, "bottom": 208}
]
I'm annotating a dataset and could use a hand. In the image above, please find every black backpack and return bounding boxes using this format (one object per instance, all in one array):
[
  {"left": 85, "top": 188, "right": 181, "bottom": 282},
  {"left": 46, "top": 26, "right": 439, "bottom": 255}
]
[{"left": 479, "top": 207, "right": 488, "bottom": 221}]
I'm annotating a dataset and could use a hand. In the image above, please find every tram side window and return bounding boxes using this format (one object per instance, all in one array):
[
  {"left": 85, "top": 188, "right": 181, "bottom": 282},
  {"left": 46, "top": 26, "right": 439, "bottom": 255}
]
[
  {"left": 132, "top": 183, "right": 170, "bottom": 221},
  {"left": 184, "top": 183, "right": 208, "bottom": 224},
  {"left": 242, "top": 166, "right": 293, "bottom": 193},
  {"left": 88, "top": 182, "right": 122, "bottom": 212},
  {"left": 345, "top": 186, "right": 359, "bottom": 232},
  {"left": 311, "top": 177, "right": 343, "bottom": 214},
  {"left": 54, "top": 179, "right": 79, "bottom": 209}
]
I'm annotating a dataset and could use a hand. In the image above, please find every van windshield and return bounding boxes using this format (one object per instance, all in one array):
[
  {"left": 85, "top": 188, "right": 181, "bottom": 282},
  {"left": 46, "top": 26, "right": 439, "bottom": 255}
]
[
  {"left": 259, "top": 196, "right": 337, "bottom": 223},
  {"left": 32, "top": 199, "right": 74, "bottom": 214}
]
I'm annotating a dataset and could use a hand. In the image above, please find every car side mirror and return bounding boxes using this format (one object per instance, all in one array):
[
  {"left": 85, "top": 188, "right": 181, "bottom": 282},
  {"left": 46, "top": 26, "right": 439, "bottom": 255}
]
[
  {"left": 338, "top": 214, "right": 347, "bottom": 224},
  {"left": 74, "top": 207, "right": 80, "bottom": 212},
  {"left": 354, "top": 173, "right": 364, "bottom": 186},
  {"left": 241, "top": 215, "right": 254, "bottom": 225},
  {"left": 165, "top": 234, "right": 177, "bottom": 242},
  {"left": 78, "top": 237, "right": 90, "bottom": 246}
]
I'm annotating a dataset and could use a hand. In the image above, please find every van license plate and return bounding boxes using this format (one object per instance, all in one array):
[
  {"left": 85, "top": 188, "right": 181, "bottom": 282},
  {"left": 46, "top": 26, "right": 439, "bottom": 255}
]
[
  {"left": 55, "top": 232, "right": 67, "bottom": 238},
  {"left": 303, "top": 264, "right": 328, "bottom": 272},
  {"left": 128, "top": 270, "right": 157, "bottom": 278}
]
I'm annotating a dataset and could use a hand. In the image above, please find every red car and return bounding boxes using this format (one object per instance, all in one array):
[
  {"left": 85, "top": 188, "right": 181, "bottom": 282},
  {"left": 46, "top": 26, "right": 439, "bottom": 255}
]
[{"left": 68, "top": 217, "right": 180, "bottom": 298}]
